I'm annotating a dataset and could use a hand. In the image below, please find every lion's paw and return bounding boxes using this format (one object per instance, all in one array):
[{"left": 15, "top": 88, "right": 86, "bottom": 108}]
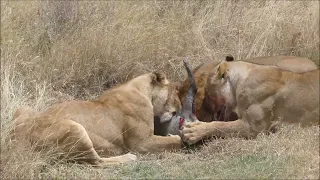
[
  {"left": 182, "top": 121, "right": 207, "bottom": 145},
  {"left": 122, "top": 153, "right": 137, "bottom": 162}
]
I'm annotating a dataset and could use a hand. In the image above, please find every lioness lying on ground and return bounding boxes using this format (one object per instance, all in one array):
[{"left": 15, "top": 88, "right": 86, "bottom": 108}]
[
  {"left": 11, "top": 72, "right": 184, "bottom": 167},
  {"left": 182, "top": 59, "right": 319, "bottom": 145},
  {"left": 178, "top": 56, "right": 318, "bottom": 122}
]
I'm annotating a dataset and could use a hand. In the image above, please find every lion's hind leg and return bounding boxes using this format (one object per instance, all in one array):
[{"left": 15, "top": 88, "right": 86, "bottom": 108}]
[
  {"left": 39, "top": 120, "right": 137, "bottom": 168},
  {"left": 11, "top": 105, "right": 37, "bottom": 133},
  {"left": 9, "top": 106, "right": 37, "bottom": 143},
  {"left": 12, "top": 106, "right": 36, "bottom": 121}
]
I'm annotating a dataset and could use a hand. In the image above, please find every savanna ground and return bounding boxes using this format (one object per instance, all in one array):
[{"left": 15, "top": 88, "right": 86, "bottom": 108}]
[{"left": 1, "top": 1, "right": 319, "bottom": 179}]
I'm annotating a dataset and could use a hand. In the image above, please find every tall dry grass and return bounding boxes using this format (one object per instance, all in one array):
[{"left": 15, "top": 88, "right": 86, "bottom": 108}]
[
  {"left": 1, "top": 1, "right": 319, "bottom": 99},
  {"left": 1, "top": 0, "right": 319, "bottom": 179}
]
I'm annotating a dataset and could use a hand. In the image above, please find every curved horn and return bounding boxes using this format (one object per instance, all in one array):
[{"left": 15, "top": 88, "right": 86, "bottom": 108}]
[
  {"left": 183, "top": 59, "right": 198, "bottom": 98},
  {"left": 181, "top": 58, "right": 198, "bottom": 119}
]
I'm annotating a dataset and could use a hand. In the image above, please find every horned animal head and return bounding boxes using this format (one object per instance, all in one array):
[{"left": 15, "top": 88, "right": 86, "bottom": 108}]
[{"left": 165, "top": 58, "right": 199, "bottom": 136}]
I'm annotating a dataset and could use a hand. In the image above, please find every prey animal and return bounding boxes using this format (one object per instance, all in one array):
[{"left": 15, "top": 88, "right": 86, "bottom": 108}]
[{"left": 154, "top": 59, "right": 199, "bottom": 136}]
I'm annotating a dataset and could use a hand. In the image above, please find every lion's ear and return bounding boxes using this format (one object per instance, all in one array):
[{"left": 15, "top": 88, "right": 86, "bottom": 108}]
[
  {"left": 172, "top": 81, "right": 182, "bottom": 92},
  {"left": 217, "top": 62, "right": 229, "bottom": 79},
  {"left": 225, "top": 55, "right": 234, "bottom": 62},
  {"left": 152, "top": 71, "right": 169, "bottom": 85},
  {"left": 211, "top": 62, "right": 229, "bottom": 84}
]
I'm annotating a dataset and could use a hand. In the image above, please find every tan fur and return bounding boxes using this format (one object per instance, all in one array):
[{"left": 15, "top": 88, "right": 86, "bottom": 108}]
[
  {"left": 178, "top": 56, "right": 318, "bottom": 122},
  {"left": 182, "top": 60, "right": 319, "bottom": 145},
  {"left": 11, "top": 72, "right": 182, "bottom": 167}
]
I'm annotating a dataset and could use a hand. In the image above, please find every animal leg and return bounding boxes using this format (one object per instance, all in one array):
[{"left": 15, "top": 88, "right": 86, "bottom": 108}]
[
  {"left": 182, "top": 119, "right": 254, "bottom": 145},
  {"left": 127, "top": 134, "right": 182, "bottom": 153},
  {"left": 126, "top": 118, "right": 183, "bottom": 153},
  {"left": 33, "top": 120, "right": 137, "bottom": 167},
  {"left": 9, "top": 106, "right": 37, "bottom": 143}
]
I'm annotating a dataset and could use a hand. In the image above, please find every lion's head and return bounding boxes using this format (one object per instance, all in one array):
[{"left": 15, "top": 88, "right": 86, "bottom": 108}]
[
  {"left": 150, "top": 72, "right": 182, "bottom": 123},
  {"left": 176, "top": 56, "right": 237, "bottom": 122},
  {"left": 210, "top": 62, "right": 236, "bottom": 107}
]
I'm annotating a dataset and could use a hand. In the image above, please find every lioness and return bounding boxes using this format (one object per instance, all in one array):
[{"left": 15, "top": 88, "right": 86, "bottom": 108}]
[
  {"left": 11, "top": 72, "right": 184, "bottom": 167},
  {"left": 182, "top": 59, "right": 319, "bottom": 145},
  {"left": 178, "top": 56, "right": 318, "bottom": 122}
]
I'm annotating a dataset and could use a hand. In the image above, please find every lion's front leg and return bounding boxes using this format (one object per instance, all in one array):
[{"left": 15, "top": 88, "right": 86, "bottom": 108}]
[
  {"left": 126, "top": 122, "right": 182, "bottom": 153},
  {"left": 181, "top": 119, "right": 254, "bottom": 145},
  {"left": 128, "top": 134, "right": 182, "bottom": 153}
]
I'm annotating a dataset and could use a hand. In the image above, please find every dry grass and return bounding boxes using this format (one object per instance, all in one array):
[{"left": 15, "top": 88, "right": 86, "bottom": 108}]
[
  {"left": 1, "top": 0, "right": 319, "bottom": 179},
  {"left": 2, "top": 125, "right": 319, "bottom": 179}
]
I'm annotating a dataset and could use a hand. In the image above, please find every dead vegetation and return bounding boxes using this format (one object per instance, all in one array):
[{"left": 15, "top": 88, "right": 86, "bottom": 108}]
[
  {"left": 1, "top": 0, "right": 319, "bottom": 179},
  {"left": 2, "top": 125, "right": 319, "bottom": 179}
]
